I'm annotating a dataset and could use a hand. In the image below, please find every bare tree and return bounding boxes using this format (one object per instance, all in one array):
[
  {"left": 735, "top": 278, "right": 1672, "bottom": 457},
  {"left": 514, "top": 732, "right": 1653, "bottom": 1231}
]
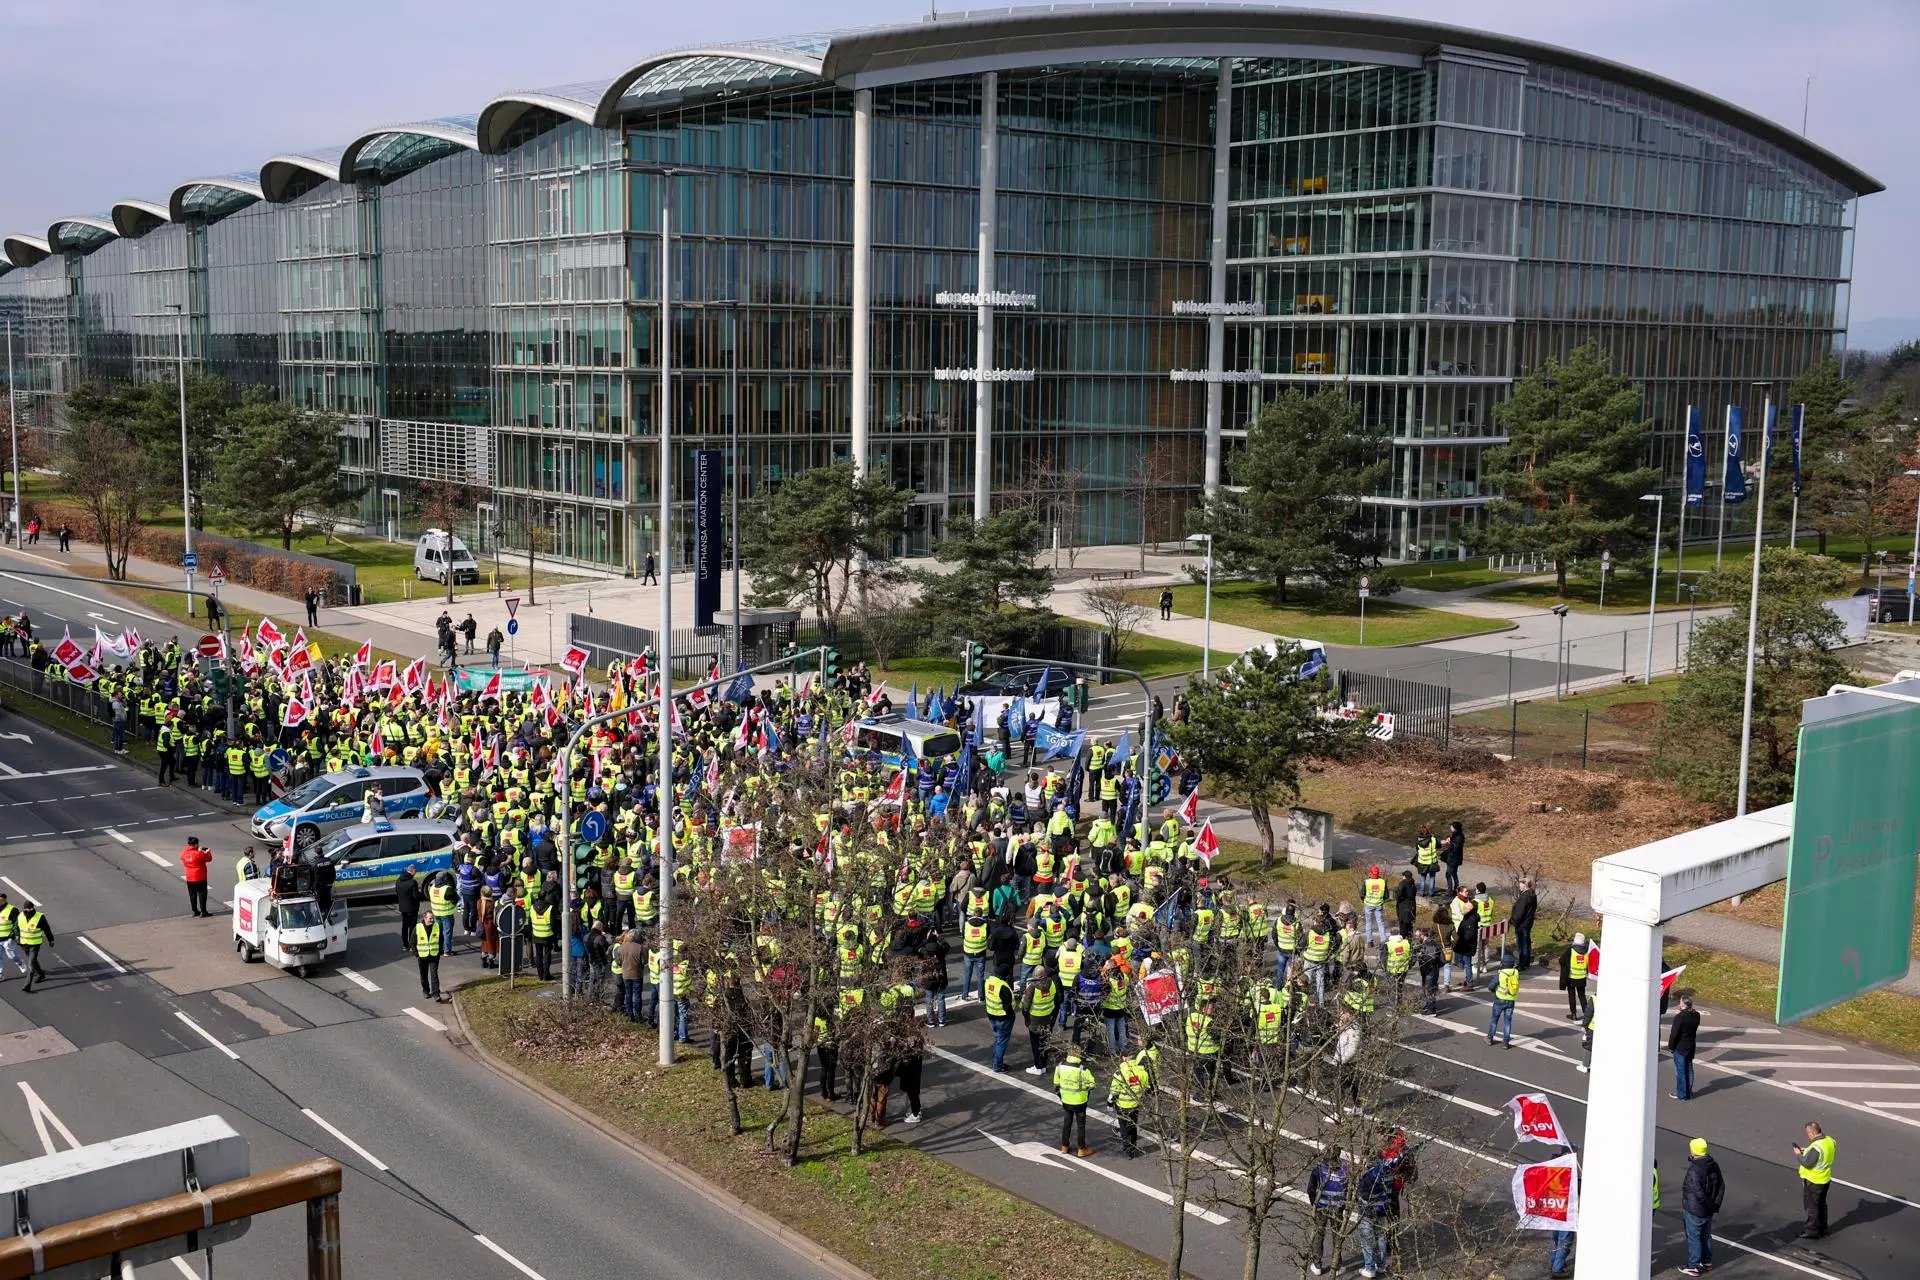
[
  {"left": 61, "top": 415, "right": 166, "bottom": 580},
  {"left": 1009, "top": 457, "right": 1090, "bottom": 569},
  {"left": 1080, "top": 581, "right": 1151, "bottom": 663},
  {"left": 1127, "top": 441, "right": 1189, "bottom": 569},
  {"left": 411, "top": 480, "right": 482, "bottom": 603},
  {"left": 843, "top": 570, "right": 920, "bottom": 674}
]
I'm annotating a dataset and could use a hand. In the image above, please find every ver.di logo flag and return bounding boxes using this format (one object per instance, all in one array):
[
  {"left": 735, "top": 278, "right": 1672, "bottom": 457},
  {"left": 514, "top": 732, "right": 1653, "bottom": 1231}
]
[
  {"left": 1512, "top": 1153, "right": 1580, "bottom": 1231},
  {"left": 1506, "top": 1093, "right": 1568, "bottom": 1145},
  {"left": 1683, "top": 404, "right": 1705, "bottom": 506},
  {"left": 1722, "top": 405, "right": 1746, "bottom": 505},
  {"left": 1192, "top": 818, "right": 1220, "bottom": 866}
]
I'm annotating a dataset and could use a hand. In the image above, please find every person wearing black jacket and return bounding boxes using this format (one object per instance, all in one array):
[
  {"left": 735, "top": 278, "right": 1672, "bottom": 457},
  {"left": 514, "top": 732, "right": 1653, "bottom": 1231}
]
[
  {"left": 987, "top": 913, "right": 1020, "bottom": 979},
  {"left": 394, "top": 867, "right": 422, "bottom": 953},
  {"left": 1679, "top": 1137, "right": 1726, "bottom": 1275},
  {"left": 1668, "top": 995, "right": 1701, "bottom": 1100},
  {"left": 1509, "top": 877, "right": 1538, "bottom": 968},
  {"left": 1393, "top": 870, "right": 1418, "bottom": 940},
  {"left": 1441, "top": 821, "right": 1466, "bottom": 896}
]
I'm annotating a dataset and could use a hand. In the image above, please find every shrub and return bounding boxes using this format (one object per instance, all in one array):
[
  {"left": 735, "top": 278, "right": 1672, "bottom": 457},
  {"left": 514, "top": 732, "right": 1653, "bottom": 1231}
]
[{"left": 28, "top": 501, "right": 348, "bottom": 605}]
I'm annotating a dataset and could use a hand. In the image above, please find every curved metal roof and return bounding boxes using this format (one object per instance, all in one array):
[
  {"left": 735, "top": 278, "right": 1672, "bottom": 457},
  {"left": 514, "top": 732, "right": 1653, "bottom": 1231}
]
[
  {"left": 476, "top": 79, "right": 616, "bottom": 154},
  {"left": 341, "top": 115, "right": 479, "bottom": 183},
  {"left": 169, "top": 174, "right": 264, "bottom": 225},
  {"left": 2, "top": 237, "right": 52, "bottom": 269},
  {"left": 591, "top": 47, "right": 826, "bottom": 124},
  {"left": 260, "top": 145, "right": 349, "bottom": 203},
  {"left": 47, "top": 216, "right": 120, "bottom": 255},
  {"left": 110, "top": 199, "right": 171, "bottom": 239},
  {"left": 816, "top": 4, "right": 1880, "bottom": 193}
]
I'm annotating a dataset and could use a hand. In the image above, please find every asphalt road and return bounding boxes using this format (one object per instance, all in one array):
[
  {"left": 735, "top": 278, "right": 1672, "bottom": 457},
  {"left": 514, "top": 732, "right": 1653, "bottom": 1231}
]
[{"left": 0, "top": 726, "right": 842, "bottom": 1280}]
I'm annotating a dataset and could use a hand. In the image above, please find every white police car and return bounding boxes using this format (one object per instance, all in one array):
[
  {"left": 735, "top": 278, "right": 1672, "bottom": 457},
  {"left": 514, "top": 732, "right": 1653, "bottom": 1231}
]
[
  {"left": 313, "top": 815, "right": 463, "bottom": 900},
  {"left": 251, "top": 766, "right": 431, "bottom": 851}
]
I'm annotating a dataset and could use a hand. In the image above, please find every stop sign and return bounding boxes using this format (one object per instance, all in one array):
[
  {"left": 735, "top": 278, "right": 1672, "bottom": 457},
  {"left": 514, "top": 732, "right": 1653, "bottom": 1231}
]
[{"left": 197, "top": 634, "right": 223, "bottom": 658}]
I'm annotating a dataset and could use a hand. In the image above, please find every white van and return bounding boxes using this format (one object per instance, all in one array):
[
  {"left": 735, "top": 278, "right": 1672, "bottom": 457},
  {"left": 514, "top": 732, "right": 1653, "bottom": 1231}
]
[
  {"left": 1236, "top": 636, "right": 1329, "bottom": 680},
  {"left": 414, "top": 530, "right": 480, "bottom": 585}
]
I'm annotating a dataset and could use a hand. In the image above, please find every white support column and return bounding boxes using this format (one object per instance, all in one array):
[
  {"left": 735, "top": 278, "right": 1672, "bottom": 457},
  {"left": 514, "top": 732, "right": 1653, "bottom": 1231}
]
[
  {"left": 1572, "top": 915, "right": 1664, "bottom": 1280},
  {"left": 1203, "top": 57, "right": 1232, "bottom": 495},
  {"left": 850, "top": 88, "right": 873, "bottom": 478},
  {"left": 972, "top": 71, "right": 998, "bottom": 522}
]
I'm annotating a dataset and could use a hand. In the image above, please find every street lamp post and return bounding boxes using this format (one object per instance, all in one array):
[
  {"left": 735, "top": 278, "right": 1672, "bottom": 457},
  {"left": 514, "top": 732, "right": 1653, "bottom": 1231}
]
[
  {"left": 1734, "top": 386, "right": 1776, "bottom": 817},
  {"left": 166, "top": 303, "right": 195, "bottom": 618},
  {"left": 1904, "top": 470, "right": 1920, "bottom": 625},
  {"left": 5, "top": 318, "right": 19, "bottom": 546},
  {"left": 1551, "top": 603, "right": 1570, "bottom": 701},
  {"left": 1640, "top": 493, "right": 1663, "bottom": 686},
  {"left": 1186, "top": 532, "right": 1214, "bottom": 677}
]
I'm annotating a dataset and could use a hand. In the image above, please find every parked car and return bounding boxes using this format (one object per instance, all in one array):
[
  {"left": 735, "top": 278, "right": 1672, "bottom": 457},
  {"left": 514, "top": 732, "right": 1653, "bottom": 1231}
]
[
  {"left": 1855, "top": 585, "right": 1911, "bottom": 625},
  {"left": 956, "top": 664, "right": 1068, "bottom": 699}
]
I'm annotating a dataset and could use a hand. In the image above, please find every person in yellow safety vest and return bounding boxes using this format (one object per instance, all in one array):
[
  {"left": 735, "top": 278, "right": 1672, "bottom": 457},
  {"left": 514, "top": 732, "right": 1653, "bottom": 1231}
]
[
  {"left": 1361, "top": 863, "right": 1389, "bottom": 947},
  {"left": 1022, "top": 965, "right": 1060, "bottom": 1074},
  {"left": 1184, "top": 1003, "right": 1221, "bottom": 1087},
  {"left": 1053, "top": 1048, "right": 1097, "bottom": 1157},
  {"left": 1246, "top": 980, "right": 1288, "bottom": 1063},
  {"left": 1086, "top": 739, "right": 1110, "bottom": 802},
  {"left": 528, "top": 900, "right": 557, "bottom": 981},
  {"left": 427, "top": 872, "right": 458, "bottom": 957},
  {"left": 1342, "top": 968, "right": 1377, "bottom": 1017},
  {"left": 1190, "top": 896, "right": 1215, "bottom": 946},
  {"left": 1383, "top": 928, "right": 1413, "bottom": 1001},
  {"left": 1472, "top": 880, "right": 1502, "bottom": 963},
  {"left": 0, "top": 892, "right": 24, "bottom": 978},
  {"left": 16, "top": 901, "right": 51, "bottom": 991},
  {"left": 960, "top": 912, "right": 991, "bottom": 1000},
  {"left": 1413, "top": 823, "right": 1440, "bottom": 897},
  {"left": 246, "top": 744, "right": 270, "bottom": 804},
  {"left": 1108, "top": 1045, "right": 1155, "bottom": 1158},
  {"left": 1301, "top": 911, "right": 1335, "bottom": 1005},
  {"left": 1272, "top": 901, "right": 1301, "bottom": 984},
  {"left": 984, "top": 973, "right": 1016, "bottom": 1072},
  {"left": 1793, "top": 1122, "right": 1837, "bottom": 1239},
  {"left": 234, "top": 848, "right": 260, "bottom": 886},
  {"left": 1486, "top": 958, "right": 1519, "bottom": 1047},
  {"left": 1561, "top": 932, "right": 1593, "bottom": 1022},
  {"left": 414, "top": 917, "right": 444, "bottom": 1001},
  {"left": 224, "top": 743, "right": 247, "bottom": 806}
]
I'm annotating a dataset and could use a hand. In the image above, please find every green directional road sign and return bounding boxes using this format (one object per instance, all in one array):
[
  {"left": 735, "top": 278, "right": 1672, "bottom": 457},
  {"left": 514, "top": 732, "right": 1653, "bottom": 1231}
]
[{"left": 1778, "top": 701, "right": 1920, "bottom": 1024}]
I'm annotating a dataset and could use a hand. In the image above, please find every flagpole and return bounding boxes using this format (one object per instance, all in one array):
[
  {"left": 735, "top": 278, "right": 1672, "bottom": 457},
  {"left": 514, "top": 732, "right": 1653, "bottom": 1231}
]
[
  {"left": 1735, "top": 390, "right": 1774, "bottom": 817},
  {"left": 1715, "top": 405, "right": 1731, "bottom": 566}
]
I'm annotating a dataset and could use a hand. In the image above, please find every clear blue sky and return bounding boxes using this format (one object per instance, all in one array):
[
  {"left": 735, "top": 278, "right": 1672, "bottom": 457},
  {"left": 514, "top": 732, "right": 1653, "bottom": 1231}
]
[{"left": 0, "top": 0, "right": 1905, "bottom": 337}]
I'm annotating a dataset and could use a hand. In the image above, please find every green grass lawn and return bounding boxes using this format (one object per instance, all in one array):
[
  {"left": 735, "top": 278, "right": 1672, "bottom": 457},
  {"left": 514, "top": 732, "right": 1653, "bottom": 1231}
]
[
  {"left": 1128, "top": 581, "right": 1510, "bottom": 646},
  {"left": 1391, "top": 562, "right": 1536, "bottom": 593}
]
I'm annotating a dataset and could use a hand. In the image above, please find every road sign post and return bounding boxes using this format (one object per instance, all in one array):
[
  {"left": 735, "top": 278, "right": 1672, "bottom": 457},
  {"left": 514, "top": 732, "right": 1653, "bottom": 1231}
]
[
  {"left": 197, "top": 634, "right": 222, "bottom": 659},
  {"left": 1357, "top": 575, "right": 1370, "bottom": 644},
  {"left": 1777, "top": 701, "right": 1920, "bottom": 1023},
  {"left": 1599, "top": 549, "right": 1611, "bottom": 611}
]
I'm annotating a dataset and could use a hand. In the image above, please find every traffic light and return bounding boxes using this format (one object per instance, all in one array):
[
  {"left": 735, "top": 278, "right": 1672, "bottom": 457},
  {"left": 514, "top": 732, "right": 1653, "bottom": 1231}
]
[
  {"left": 781, "top": 641, "right": 799, "bottom": 673},
  {"left": 963, "top": 640, "right": 986, "bottom": 684},
  {"left": 823, "top": 647, "right": 841, "bottom": 681}
]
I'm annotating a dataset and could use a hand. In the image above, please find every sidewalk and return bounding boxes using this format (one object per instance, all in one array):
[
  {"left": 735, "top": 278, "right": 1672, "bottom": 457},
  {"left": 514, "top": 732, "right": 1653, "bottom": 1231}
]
[{"left": 1196, "top": 797, "right": 1920, "bottom": 997}]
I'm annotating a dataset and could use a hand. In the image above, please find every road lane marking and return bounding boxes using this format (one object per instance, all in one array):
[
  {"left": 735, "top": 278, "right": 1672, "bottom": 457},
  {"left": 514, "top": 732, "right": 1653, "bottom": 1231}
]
[
  {"left": 74, "top": 936, "right": 127, "bottom": 974},
  {"left": 473, "top": 1234, "right": 546, "bottom": 1279},
  {"left": 1732, "top": 1062, "right": 1920, "bottom": 1071},
  {"left": 1787, "top": 1080, "right": 1920, "bottom": 1089},
  {"left": 0, "top": 570, "right": 173, "bottom": 624},
  {"left": 140, "top": 849, "right": 172, "bottom": 869},
  {"left": 402, "top": 1006, "right": 446, "bottom": 1031},
  {"left": 0, "top": 765, "right": 115, "bottom": 782},
  {"left": 980, "top": 1129, "right": 1230, "bottom": 1224},
  {"left": 338, "top": 968, "right": 380, "bottom": 992},
  {"left": 103, "top": 829, "right": 131, "bottom": 844},
  {"left": 17, "top": 1082, "right": 79, "bottom": 1155},
  {"left": 0, "top": 875, "right": 32, "bottom": 901},
  {"left": 300, "top": 1108, "right": 389, "bottom": 1172},
  {"left": 173, "top": 1011, "right": 241, "bottom": 1060}
]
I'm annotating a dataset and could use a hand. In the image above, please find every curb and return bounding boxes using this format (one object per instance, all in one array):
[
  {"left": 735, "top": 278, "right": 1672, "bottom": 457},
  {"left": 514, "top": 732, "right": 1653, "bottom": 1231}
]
[{"left": 443, "top": 983, "right": 881, "bottom": 1280}]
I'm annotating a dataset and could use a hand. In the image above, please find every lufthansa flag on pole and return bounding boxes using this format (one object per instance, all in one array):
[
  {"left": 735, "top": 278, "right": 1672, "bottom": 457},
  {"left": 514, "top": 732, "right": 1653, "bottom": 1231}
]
[{"left": 1683, "top": 404, "right": 1705, "bottom": 506}]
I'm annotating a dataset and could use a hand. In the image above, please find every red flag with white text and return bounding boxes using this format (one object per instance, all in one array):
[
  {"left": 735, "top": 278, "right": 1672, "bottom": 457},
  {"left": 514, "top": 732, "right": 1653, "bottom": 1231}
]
[
  {"left": 1177, "top": 786, "right": 1199, "bottom": 826},
  {"left": 561, "top": 645, "right": 591, "bottom": 676},
  {"left": 1506, "top": 1093, "right": 1568, "bottom": 1146},
  {"left": 255, "top": 617, "right": 285, "bottom": 648},
  {"left": 1192, "top": 819, "right": 1220, "bottom": 865},
  {"left": 1511, "top": 1154, "right": 1579, "bottom": 1231}
]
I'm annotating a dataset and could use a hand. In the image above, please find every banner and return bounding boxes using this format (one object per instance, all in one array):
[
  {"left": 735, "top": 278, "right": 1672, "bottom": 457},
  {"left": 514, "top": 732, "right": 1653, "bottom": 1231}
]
[
  {"left": 1512, "top": 1154, "right": 1580, "bottom": 1231},
  {"left": 1760, "top": 397, "right": 1778, "bottom": 475},
  {"left": 1192, "top": 819, "right": 1220, "bottom": 865},
  {"left": 1722, "top": 405, "right": 1746, "bottom": 505},
  {"left": 1790, "top": 402, "right": 1805, "bottom": 497},
  {"left": 1683, "top": 404, "right": 1705, "bottom": 506},
  {"left": 693, "top": 447, "right": 723, "bottom": 628},
  {"left": 454, "top": 666, "right": 545, "bottom": 693},
  {"left": 1507, "top": 1093, "right": 1568, "bottom": 1145}
]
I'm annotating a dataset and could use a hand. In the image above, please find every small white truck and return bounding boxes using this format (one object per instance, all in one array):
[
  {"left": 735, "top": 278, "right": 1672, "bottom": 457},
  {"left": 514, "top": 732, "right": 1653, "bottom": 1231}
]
[{"left": 232, "top": 865, "right": 347, "bottom": 976}]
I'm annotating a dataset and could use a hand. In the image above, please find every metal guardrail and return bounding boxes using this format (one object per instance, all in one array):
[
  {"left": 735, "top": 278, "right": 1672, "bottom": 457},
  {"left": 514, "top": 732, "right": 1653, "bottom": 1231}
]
[{"left": 0, "top": 655, "right": 114, "bottom": 725}]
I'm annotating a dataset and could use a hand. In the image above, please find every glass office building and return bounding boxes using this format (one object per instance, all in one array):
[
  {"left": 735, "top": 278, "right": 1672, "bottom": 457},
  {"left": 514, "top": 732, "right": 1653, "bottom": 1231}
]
[{"left": 0, "top": 6, "right": 1878, "bottom": 569}]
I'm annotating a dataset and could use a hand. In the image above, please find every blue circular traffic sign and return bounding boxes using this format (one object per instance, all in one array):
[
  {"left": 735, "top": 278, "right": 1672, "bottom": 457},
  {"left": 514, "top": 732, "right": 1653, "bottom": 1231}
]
[
  {"left": 506, "top": 618, "right": 519, "bottom": 635},
  {"left": 580, "top": 810, "right": 608, "bottom": 843}
]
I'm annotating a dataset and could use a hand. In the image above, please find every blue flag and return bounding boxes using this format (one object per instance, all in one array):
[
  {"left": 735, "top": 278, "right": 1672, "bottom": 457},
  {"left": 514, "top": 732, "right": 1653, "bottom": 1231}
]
[
  {"left": 1113, "top": 730, "right": 1132, "bottom": 764},
  {"left": 1034, "top": 668, "right": 1050, "bottom": 700},
  {"left": 1760, "top": 398, "right": 1778, "bottom": 476},
  {"left": 759, "top": 719, "right": 781, "bottom": 755},
  {"left": 1683, "top": 404, "right": 1705, "bottom": 506},
  {"left": 1034, "top": 723, "right": 1085, "bottom": 762},
  {"left": 1723, "top": 405, "right": 1746, "bottom": 505},
  {"left": 909, "top": 682, "right": 919, "bottom": 716},
  {"left": 970, "top": 697, "right": 985, "bottom": 747},
  {"left": 1008, "top": 698, "right": 1026, "bottom": 740},
  {"left": 1790, "top": 403, "right": 1805, "bottom": 498},
  {"left": 724, "top": 665, "right": 755, "bottom": 704}
]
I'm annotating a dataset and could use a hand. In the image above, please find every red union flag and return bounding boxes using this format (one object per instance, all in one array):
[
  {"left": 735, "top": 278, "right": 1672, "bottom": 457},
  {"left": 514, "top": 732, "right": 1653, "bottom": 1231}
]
[
  {"left": 560, "top": 644, "right": 590, "bottom": 676},
  {"left": 1140, "top": 967, "right": 1182, "bottom": 1025},
  {"left": 1192, "top": 818, "right": 1220, "bottom": 865},
  {"left": 63, "top": 660, "right": 98, "bottom": 686},
  {"left": 51, "top": 630, "right": 85, "bottom": 668},
  {"left": 1512, "top": 1153, "right": 1580, "bottom": 1231},
  {"left": 255, "top": 617, "right": 285, "bottom": 648},
  {"left": 281, "top": 699, "right": 308, "bottom": 729},
  {"left": 1177, "top": 785, "right": 1199, "bottom": 826},
  {"left": 480, "top": 671, "right": 502, "bottom": 701},
  {"left": 352, "top": 640, "right": 372, "bottom": 669},
  {"left": 1507, "top": 1093, "right": 1568, "bottom": 1145}
]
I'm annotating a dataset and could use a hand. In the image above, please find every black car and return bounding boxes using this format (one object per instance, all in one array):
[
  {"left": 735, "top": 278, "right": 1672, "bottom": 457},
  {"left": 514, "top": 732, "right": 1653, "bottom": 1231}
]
[
  {"left": 956, "top": 664, "right": 1067, "bottom": 698},
  {"left": 1855, "top": 585, "right": 1912, "bottom": 624}
]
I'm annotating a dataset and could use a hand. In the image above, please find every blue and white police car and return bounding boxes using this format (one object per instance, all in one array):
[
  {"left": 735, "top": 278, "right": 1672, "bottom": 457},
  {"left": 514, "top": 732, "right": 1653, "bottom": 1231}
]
[{"left": 251, "top": 765, "right": 432, "bottom": 851}]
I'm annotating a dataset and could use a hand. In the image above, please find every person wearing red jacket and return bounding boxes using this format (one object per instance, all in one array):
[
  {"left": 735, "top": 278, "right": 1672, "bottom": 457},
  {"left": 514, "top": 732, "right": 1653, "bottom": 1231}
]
[{"left": 180, "top": 837, "right": 213, "bottom": 917}]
